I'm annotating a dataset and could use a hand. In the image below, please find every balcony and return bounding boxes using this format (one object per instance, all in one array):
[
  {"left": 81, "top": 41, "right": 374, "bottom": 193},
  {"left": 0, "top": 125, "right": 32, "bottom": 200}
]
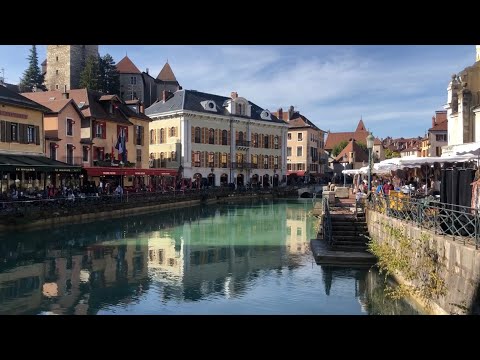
[
  {"left": 236, "top": 140, "right": 250, "bottom": 150},
  {"left": 56, "top": 156, "right": 85, "bottom": 166},
  {"left": 231, "top": 162, "right": 252, "bottom": 170}
]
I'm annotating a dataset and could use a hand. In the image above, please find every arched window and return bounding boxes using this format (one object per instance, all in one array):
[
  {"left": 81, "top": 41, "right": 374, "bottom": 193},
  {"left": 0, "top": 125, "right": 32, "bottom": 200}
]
[
  {"left": 252, "top": 154, "right": 258, "bottom": 169},
  {"left": 254, "top": 133, "right": 258, "bottom": 148},
  {"left": 236, "top": 103, "right": 243, "bottom": 115},
  {"left": 274, "top": 156, "right": 279, "bottom": 169},
  {"left": 170, "top": 127, "right": 175, "bottom": 137},
  {"left": 209, "top": 128, "right": 215, "bottom": 144},
  {"left": 222, "top": 130, "right": 228, "bottom": 145},
  {"left": 238, "top": 131, "right": 244, "bottom": 146},
  {"left": 150, "top": 129, "right": 155, "bottom": 144},
  {"left": 264, "top": 155, "right": 268, "bottom": 169},
  {"left": 193, "top": 151, "right": 201, "bottom": 167},
  {"left": 160, "top": 128, "right": 165, "bottom": 143},
  {"left": 221, "top": 153, "right": 227, "bottom": 168},
  {"left": 195, "top": 127, "right": 201, "bottom": 143},
  {"left": 274, "top": 135, "right": 279, "bottom": 149},
  {"left": 264, "top": 135, "right": 269, "bottom": 148},
  {"left": 208, "top": 152, "right": 214, "bottom": 167},
  {"left": 236, "top": 153, "right": 243, "bottom": 166}
]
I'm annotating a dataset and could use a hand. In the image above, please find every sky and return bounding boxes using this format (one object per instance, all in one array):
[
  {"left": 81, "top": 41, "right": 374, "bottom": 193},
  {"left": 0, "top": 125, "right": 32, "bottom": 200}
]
[{"left": 0, "top": 45, "right": 476, "bottom": 139}]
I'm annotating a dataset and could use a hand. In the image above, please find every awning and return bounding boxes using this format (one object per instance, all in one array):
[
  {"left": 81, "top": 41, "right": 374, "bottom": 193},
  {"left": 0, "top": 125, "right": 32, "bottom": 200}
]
[
  {"left": 0, "top": 154, "right": 82, "bottom": 173},
  {"left": 84, "top": 167, "right": 179, "bottom": 177},
  {"left": 287, "top": 171, "right": 306, "bottom": 176}
]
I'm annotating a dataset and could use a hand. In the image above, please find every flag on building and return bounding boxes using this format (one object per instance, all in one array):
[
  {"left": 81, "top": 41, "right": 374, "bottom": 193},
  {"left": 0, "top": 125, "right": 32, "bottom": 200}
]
[{"left": 115, "top": 128, "right": 127, "bottom": 164}]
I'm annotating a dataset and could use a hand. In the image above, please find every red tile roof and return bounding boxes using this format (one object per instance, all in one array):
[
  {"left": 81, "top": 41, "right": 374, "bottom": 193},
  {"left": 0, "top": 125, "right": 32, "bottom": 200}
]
[
  {"left": 325, "top": 130, "right": 369, "bottom": 150},
  {"left": 334, "top": 139, "right": 369, "bottom": 163},
  {"left": 116, "top": 56, "right": 141, "bottom": 74},
  {"left": 374, "top": 137, "right": 382, "bottom": 145},
  {"left": 429, "top": 119, "right": 448, "bottom": 131},
  {"left": 355, "top": 119, "right": 366, "bottom": 132},
  {"left": 157, "top": 62, "right": 177, "bottom": 82}
]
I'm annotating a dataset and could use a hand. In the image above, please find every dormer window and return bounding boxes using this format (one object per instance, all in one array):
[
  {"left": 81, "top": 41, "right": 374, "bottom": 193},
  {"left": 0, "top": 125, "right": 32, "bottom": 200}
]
[
  {"left": 201, "top": 100, "right": 217, "bottom": 112},
  {"left": 260, "top": 110, "right": 271, "bottom": 120},
  {"left": 236, "top": 103, "right": 244, "bottom": 115}
]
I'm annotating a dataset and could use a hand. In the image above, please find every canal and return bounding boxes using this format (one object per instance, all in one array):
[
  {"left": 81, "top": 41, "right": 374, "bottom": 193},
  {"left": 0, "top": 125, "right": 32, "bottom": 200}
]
[{"left": 0, "top": 199, "right": 420, "bottom": 315}]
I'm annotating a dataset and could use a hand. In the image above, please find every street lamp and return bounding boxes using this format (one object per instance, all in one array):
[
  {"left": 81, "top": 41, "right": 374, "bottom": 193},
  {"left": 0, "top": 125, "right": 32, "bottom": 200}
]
[
  {"left": 342, "top": 153, "right": 348, "bottom": 187},
  {"left": 366, "top": 132, "right": 375, "bottom": 194}
]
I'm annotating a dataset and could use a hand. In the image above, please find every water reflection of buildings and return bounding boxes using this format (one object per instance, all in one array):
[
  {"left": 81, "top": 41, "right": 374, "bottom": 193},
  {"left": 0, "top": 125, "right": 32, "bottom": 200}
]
[
  {"left": 0, "top": 200, "right": 313, "bottom": 314},
  {"left": 285, "top": 205, "right": 311, "bottom": 254}
]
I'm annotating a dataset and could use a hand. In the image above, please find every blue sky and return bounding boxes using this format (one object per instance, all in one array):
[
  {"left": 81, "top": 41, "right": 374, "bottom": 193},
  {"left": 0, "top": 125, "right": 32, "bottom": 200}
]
[{"left": 0, "top": 45, "right": 475, "bottom": 139}]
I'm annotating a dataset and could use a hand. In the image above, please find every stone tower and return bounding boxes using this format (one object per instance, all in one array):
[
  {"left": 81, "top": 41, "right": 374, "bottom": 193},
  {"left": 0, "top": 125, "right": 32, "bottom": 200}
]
[{"left": 45, "top": 45, "right": 99, "bottom": 91}]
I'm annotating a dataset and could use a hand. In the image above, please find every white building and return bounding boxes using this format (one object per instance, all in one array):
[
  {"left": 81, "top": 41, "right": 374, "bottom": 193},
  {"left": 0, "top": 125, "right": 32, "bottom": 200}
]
[{"left": 145, "top": 90, "right": 288, "bottom": 187}]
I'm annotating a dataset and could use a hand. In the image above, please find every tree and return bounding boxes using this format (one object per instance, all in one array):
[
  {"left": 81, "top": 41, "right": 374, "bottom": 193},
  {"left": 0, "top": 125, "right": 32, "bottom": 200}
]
[
  {"left": 79, "top": 55, "right": 100, "bottom": 90},
  {"left": 385, "top": 149, "right": 401, "bottom": 159},
  {"left": 19, "top": 45, "right": 45, "bottom": 92},
  {"left": 331, "top": 140, "right": 349, "bottom": 157},
  {"left": 357, "top": 142, "right": 367, "bottom": 152},
  {"left": 99, "top": 54, "right": 119, "bottom": 94}
]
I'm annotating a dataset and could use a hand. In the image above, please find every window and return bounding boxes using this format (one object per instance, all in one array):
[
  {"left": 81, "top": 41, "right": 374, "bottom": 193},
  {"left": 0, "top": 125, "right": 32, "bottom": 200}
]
[
  {"left": 194, "top": 151, "right": 201, "bottom": 167},
  {"left": 297, "top": 228, "right": 302, "bottom": 236},
  {"left": 135, "top": 125, "right": 143, "bottom": 145},
  {"left": 274, "top": 135, "right": 279, "bottom": 149},
  {"left": 253, "top": 133, "right": 258, "bottom": 148},
  {"left": 436, "top": 134, "right": 447, "bottom": 142},
  {"left": 94, "top": 147, "right": 104, "bottom": 161},
  {"left": 95, "top": 122, "right": 104, "bottom": 138},
  {"left": 158, "top": 250, "right": 164, "bottom": 265},
  {"left": 264, "top": 156, "right": 268, "bottom": 169},
  {"left": 170, "top": 127, "right": 175, "bottom": 137},
  {"left": 83, "top": 146, "right": 89, "bottom": 162},
  {"left": 287, "top": 133, "right": 292, "bottom": 140},
  {"left": 286, "top": 226, "right": 291, "bottom": 236},
  {"left": 169, "top": 258, "right": 175, "bottom": 267},
  {"left": 236, "top": 153, "right": 243, "bottom": 165},
  {"left": 56, "top": 56, "right": 58, "bottom": 62},
  {"left": 264, "top": 135, "right": 269, "bottom": 148},
  {"left": 252, "top": 154, "right": 258, "bottom": 168},
  {"left": 221, "top": 153, "right": 227, "bottom": 168},
  {"left": 66, "top": 118, "right": 73, "bottom": 136},
  {"left": 10, "top": 123, "right": 18, "bottom": 142},
  {"left": 136, "top": 149, "right": 142, "bottom": 162},
  {"left": 130, "top": 76, "right": 136, "bottom": 85},
  {"left": 27, "top": 126, "right": 35, "bottom": 143},
  {"left": 160, "top": 128, "right": 165, "bottom": 143},
  {"left": 298, "top": 132, "right": 303, "bottom": 141},
  {"left": 222, "top": 130, "right": 228, "bottom": 145},
  {"left": 50, "top": 143, "right": 57, "bottom": 160},
  {"left": 56, "top": 70, "right": 59, "bottom": 75},
  {"left": 297, "top": 146, "right": 303, "bottom": 157},
  {"left": 208, "top": 152, "right": 214, "bottom": 168},
  {"left": 436, "top": 147, "right": 441, "bottom": 156},
  {"left": 238, "top": 131, "right": 244, "bottom": 146},
  {"left": 195, "top": 127, "right": 201, "bottom": 143},
  {"left": 236, "top": 103, "right": 243, "bottom": 115},
  {"left": 209, "top": 128, "right": 215, "bottom": 144},
  {"left": 297, "top": 163, "right": 305, "bottom": 171},
  {"left": 171, "top": 151, "right": 176, "bottom": 161},
  {"left": 287, "top": 163, "right": 292, "bottom": 171},
  {"left": 160, "top": 152, "right": 166, "bottom": 167},
  {"left": 287, "top": 147, "right": 292, "bottom": 156},
  {"left": 274, "top": 156, "right": 278, "bottom": 169},
  {"left": 55, "top": 84, "right": 59, "bottom": 90},
  {"left": 66, "top": 144, "right": 74, "bottom": 165}
]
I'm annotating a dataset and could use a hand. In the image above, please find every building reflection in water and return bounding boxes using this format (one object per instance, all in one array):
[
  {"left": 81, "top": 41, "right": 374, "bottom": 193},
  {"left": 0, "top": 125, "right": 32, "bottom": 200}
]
[{"left": 0, "top": 200, "right": 314, "bottom": 315}]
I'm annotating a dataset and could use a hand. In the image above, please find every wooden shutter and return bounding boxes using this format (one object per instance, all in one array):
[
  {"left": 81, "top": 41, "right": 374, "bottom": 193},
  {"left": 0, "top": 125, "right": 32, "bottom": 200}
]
[
  {"left": 270, "top": 135, "right": 274, "bottom": 149},
  {"left": 200, "top": 151, "right": 205, "bottom": 168},
  {"left": 35, "top": 125, "right": 40, "bottom": 145},
  {"left": 6, "top": 122, "right": 11, "bottom": 142},
  {"left": 191, "top": 151, "right": 195, "bottom": 166},
  {"left": 227, "top": 130, "right": 230, "bottom": 145},
  {"left": 0, "top": 121, "right": 5, "bottom": 142},
  {"left": 18, "top": 123, "right": 25, "bottom": 144},
  {"left": 214, "top": 152, "right": 219, "bottom": 168}
]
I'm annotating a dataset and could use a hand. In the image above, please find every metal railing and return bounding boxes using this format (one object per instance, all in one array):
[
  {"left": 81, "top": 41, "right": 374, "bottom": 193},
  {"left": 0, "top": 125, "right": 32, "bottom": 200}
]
[
  {"left": 236, "top": 140, "right": 250, "bottom": 147},
  {"left": 322, "top": 197, "right": 333, "bottom": 246},
  {"left": 367, "top": 194, "right": 480, "bottom": 248}
]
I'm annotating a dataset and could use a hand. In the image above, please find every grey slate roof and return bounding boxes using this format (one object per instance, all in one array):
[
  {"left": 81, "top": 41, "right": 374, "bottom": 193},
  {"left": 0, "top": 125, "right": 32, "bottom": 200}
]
[
  {"left": 0, "top": 85, "right": 50, "bottom": 113},
  {"left": 146, "top": 89, "right": 285, "bottom": 124}
]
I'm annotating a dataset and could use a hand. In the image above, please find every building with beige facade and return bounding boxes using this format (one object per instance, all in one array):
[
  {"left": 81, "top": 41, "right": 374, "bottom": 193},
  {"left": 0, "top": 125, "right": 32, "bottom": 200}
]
[
  {"left": 146, "top": 90, "right": 288, "bottom": 187},
  {"left": 272, "top": 106, "right": 326, "bottom": 181}
]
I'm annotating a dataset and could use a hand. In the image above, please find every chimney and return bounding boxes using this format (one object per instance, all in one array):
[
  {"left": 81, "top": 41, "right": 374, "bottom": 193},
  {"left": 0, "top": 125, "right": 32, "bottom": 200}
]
[
  {"left": 278, "top": 108, "right": 283, "bottom": 121},
  {"left": 163, "top": 90, "right": 172, "bottom": 103},
  {"left": 139, "top": 101, "right": 145, "bottom": 114},
  {"left": 288, "top": 105, "right": 294, "bottom": 120},
  {"left": 146, "top": 68, "right": 149, "bottom": 75},
  {"left": 231, "top": 91, "right": 238, "bottom": 99},
  {"left": 432, "top": 116, "right": 436, "bottom": 128},
  {"left": 62, "top": 85, "right": 69, "bottom": 99}
]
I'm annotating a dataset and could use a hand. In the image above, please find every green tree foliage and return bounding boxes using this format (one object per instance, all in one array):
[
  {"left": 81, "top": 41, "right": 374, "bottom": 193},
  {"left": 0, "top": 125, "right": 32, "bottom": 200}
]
[
  {"left": 357, "top": 142, "right": 367, "bottom": 152},
  {"left": 99, "top": 54, "right": 119, "bottom": 94},
  {"left": 79, "top": 55, "right": 100, "bottom": 90},
  {"left": 385, "top": 149, "right": 401, "bottom": 159},
  {"left": 331, "top": 140, "right": 349, "bottom": 157},
  {"left": 19, "top": 45, "right": 45, "bottom": 92}
]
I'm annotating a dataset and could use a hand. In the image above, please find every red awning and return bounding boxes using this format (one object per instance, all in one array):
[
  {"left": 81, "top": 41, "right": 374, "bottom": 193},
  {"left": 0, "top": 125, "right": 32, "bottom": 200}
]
[
  {"left": 287, "top": 171, "right": 306, "bottom": 176},
  {"left": 84, "top": 167, "right": 178, "bottom": 177}
]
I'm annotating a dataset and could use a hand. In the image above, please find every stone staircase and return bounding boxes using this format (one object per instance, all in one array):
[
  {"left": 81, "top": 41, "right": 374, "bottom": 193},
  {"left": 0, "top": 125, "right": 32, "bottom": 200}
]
[{"left": 329, "top": 212, "right": 370, "bottom": 252}]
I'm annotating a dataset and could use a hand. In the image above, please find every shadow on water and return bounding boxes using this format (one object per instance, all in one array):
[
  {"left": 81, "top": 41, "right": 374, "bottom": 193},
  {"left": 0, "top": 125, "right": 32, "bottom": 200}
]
[{"left": 320, "top": 265, "right": 422, "bottom": 315}]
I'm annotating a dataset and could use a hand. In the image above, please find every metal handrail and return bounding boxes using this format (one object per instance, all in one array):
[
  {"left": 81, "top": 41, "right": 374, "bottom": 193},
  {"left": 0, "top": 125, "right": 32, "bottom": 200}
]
[{"left": 367, "top": 193, "right": 480, "bottom": 249}]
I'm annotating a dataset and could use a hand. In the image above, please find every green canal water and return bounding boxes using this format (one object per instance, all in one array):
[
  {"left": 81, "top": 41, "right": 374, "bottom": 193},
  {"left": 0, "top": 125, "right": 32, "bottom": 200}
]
[{"left": 0, "top": 199, "right": 421, "bottom": 315}]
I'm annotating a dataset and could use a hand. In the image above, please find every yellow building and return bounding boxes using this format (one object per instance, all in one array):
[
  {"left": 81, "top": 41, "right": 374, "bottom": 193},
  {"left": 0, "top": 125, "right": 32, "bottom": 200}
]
[
  {"left": 146, "top": 90, "right": 288, "bottom": 187},
  {"left": 420, "top": 136, "right": 430, "bottom": 157},
  {"left": 0, "top": 85, "right": 81, "bottom": 193}
]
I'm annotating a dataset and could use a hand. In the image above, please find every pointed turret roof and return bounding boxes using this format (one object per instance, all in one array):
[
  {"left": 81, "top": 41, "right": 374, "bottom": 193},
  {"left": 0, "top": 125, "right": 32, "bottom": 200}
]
[
  {"left": 157, "top": 62, "right": 177, "bottom": 82},
  {"left": 356, "top": 119, "right": 366, "bottom": 132},
  {"left": 116, "top": 56, "right": 141, "bottom": 74}
]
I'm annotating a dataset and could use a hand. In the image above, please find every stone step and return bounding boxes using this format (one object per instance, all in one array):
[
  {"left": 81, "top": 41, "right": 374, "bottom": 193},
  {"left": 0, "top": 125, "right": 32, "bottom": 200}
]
[
  {"left": 330, "top": 245, "right": 369, "bottom": 252},
  {"left": 332, "top": 235, "right": 369, "bottom": 242},
  {"left": 331, "top": 239, "right": 369, "bottom": 246},
  {"left": 331, "top": 229, "right": 368, "bottom": 235}
]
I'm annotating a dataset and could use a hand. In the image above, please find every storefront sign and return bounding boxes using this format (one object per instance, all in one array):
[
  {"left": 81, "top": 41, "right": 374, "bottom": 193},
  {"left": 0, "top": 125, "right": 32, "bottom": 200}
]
[
  {"left": 0, "top": 110, "right": 28, "bottom": 119},
  {"left": 54, "top": 168, "right": 82, "bottom": 173},
  {"left": 15, "top": 167, "right": 36, "bottom": 172}
]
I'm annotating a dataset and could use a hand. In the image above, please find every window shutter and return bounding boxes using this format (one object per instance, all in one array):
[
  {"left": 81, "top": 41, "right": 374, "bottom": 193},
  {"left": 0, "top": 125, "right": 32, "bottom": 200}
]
[
  {"left": 227, "top": 130, "right": 230, "bottom": 145},
  {"left": 214, "top": 152, "right": 219, "bottom": 168},
  {"left": 191, "top": 151, "right": 194, "bottom": 165},
  {"left": 141, "top": 126, "right": 145, "bottom": 146},
  {"left": 18, "top": 123, "right": 25, "bottom": 144},
  {"left": 0, "top": 120, "right": 5, "bottom": 142},
  {"left": 270, "top": 135, "right": 274, "bottom": 149},
  {"left": 200, "top": 151, "right": 205, "bottom": 168},
  {"left": 191, "top": 126, "right": 194, "bottom": 143},
  {"left": 205, "top": 151, "right": 208, "bottom": 167},
  {"left": 35, "top": 125, "right": 40, "bottom": 145},
  {"left": 6, "top": 122, "right": 11, "bottom": 142}
]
